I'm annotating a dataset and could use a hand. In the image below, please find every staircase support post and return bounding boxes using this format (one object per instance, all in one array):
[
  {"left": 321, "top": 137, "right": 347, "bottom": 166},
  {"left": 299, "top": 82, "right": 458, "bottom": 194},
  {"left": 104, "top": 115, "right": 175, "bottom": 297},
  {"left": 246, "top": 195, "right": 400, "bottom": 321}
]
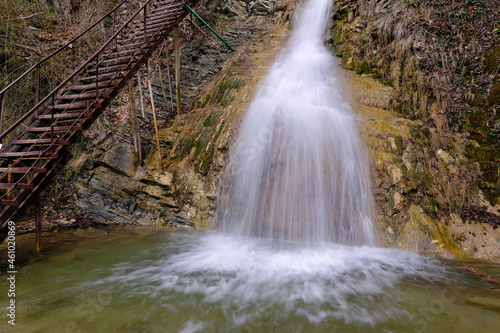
[
  {"left": 6, "top": 165, "right": 12, "bottom": 201},
  {"left": 165, "top": 40, "right": 175, "bottom": 114},
  {"left": 35, "top": 198, "right": 42, "bottom": 253},
  {"left": 144, "top": 2, "right": 148, "bottom": 44},
  {"left": 137, "top": 71, "right": 146, "bottom": 118},
  {"left": 174, "top": 25, "right": 182, "bottom": 115}
]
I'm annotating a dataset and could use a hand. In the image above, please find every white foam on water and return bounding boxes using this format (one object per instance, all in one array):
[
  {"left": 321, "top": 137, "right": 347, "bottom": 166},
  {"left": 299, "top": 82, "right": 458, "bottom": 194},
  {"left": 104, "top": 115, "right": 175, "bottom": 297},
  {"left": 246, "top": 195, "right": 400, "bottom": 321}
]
[{"left": 96, "top": 233, "right": 450, "bottom": 327}]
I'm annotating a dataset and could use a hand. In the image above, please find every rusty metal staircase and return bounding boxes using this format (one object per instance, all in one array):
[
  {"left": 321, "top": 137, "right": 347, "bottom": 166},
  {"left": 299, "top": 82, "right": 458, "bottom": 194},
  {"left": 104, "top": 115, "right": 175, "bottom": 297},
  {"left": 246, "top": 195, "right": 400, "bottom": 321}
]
[{"left": 0, "top": 0, "right": 200, "bottom": 240}]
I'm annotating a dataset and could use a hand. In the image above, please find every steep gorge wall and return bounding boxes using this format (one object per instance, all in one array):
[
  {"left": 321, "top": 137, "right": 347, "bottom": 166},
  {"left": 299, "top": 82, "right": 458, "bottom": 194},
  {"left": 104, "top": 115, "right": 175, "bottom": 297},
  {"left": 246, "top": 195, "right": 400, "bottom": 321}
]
[{"left": 331, "top": 0, "right": 500, "bottom": 258}]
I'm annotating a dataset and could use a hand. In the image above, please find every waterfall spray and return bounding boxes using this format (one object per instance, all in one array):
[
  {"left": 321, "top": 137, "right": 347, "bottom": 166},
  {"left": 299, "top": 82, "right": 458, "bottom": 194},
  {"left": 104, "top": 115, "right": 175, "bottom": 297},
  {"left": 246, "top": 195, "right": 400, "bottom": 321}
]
[{"left": 215, "top": 0, "right": 375, "bottom": 245}]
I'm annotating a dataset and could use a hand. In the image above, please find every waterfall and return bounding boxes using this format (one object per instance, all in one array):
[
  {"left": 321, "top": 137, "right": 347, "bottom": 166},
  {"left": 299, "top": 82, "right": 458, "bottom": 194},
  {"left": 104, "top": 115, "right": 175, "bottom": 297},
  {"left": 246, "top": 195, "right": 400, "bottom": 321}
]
[{"left": 215, "top": 0, "right": 376, "bottom": 246}]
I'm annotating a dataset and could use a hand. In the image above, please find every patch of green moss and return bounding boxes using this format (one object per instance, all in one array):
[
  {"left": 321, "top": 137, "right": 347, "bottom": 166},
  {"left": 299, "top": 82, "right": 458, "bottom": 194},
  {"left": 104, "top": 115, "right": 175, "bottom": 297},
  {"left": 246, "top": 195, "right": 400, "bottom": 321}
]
[
  {"left": 331, "top": 23, "right": 344, "bottom": 43},
  {"left": 406, "top": 169, "right": 421, "bottom": 188},
  {"left": 339, "top": 44, "right": 353, "bottom": 68},
  {"left": 464, "top": 142, "right": 499, "bottom": 205},
  {"left": 423, "top": 171, "right": 433, "bottom": 191},
  {"left": 176, "top": 131, "right": 201, "bottom": 157},
  {"left": 488, "top": 80, "right": 500, "bottom": 107},
  {"left": 417, "top": 217, "right": 433, "bottom": 237},
  {"left": 465, "top": 144, "right": 498, "bottom": 183},
  {"left": 422, "top": 128, "right": 431, "bottom": 139},
  {"left": 197, "top": 94, "right": 212, "bottom": 108},
  {"left": 395, "top": 136, "right": 404, "bottom": 155},
  {"left": 212, "top": 78, "right": 244, "bottom": 106},
  {"left": 400, "top": 163, "right": 408, "bottom": 175},
  {"left": 394, "top": 103, "right": 403, "bottom": 113},
  {"left": 197, "top": 142, "right": 215, "bottom": 176},
  {"left": 469, "top": 89, "right": 487, "bottom": 107},
  {"left": 425, "top": 195, "right": 439, "bottom": 218},
  {"left": 354, "top": 60, "right": 370, "bottom": 74},
  {"left": 383, "top": 78, "right": 394, "bottom": 87},
  {"left": 203, "top": 109, "right": 220, "bottom": 127}
]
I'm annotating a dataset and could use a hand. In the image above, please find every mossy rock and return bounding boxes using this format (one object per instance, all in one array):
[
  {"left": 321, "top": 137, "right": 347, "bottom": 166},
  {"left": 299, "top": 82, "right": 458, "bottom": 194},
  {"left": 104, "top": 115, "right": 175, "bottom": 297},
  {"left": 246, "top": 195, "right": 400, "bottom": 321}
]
[
  {"left": 212, "top": 78, "right": 244, "bottom": 106},
  {"left": 203, "top": 108, "right": 221, "bottom": 127},
  {"left": 354, "top": 60, "right": 370, "bottom": 74}
]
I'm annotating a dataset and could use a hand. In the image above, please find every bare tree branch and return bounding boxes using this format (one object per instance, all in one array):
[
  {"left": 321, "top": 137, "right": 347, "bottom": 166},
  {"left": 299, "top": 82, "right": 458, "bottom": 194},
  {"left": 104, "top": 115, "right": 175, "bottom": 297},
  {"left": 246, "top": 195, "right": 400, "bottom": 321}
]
[{"left": 7, "top": 12, "right": 44, "bottom": 22}]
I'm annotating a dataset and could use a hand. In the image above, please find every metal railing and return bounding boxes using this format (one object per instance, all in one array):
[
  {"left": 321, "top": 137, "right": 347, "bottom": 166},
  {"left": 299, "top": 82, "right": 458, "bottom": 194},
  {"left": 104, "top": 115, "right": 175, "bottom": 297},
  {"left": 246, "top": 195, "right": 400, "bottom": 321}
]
[
  {"left": 0, "top": 0, "right": 139, "bottom": 148},
  {"left": 0, "top": 0, "right": 189, "bottom": 200}
]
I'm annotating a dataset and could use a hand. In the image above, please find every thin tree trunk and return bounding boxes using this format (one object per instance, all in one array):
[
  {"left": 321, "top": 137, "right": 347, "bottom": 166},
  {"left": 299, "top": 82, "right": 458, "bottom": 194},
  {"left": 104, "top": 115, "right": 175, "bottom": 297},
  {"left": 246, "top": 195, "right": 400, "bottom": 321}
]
[
  {"left": 128, "top": 80, "right": 142, "bottom": 164},
  {"left": 147, "top": 61, "right": 163, "bottom": 172},
  {"left": 137, "top": 71, "right": 145, "bottom": 118},
  {"left": 35, "top": 198, "right": 42, "bottom": 254},
  {"left": 174, "top": 25, "right": 182, "bottom": 115}
]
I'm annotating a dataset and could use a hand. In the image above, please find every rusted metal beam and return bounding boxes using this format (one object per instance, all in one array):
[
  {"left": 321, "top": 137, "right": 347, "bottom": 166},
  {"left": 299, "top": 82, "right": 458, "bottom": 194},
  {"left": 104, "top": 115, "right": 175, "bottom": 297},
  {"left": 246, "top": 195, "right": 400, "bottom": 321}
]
[{"left": 128, "top": 80, "right": 142, "bottom": 163}]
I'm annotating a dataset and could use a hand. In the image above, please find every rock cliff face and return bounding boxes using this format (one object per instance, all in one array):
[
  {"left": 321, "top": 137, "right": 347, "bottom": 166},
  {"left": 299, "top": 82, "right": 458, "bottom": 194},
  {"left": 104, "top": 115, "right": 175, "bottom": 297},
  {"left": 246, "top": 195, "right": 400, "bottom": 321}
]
[
  {"left": 331, "top": 0, "right": 500, "bottom": 258},
  {"left": 62, "top": 0, "right": 499, "bottom": 258},
  {"left": 347, "top": 71, "right": 500, "bottom": 258}
]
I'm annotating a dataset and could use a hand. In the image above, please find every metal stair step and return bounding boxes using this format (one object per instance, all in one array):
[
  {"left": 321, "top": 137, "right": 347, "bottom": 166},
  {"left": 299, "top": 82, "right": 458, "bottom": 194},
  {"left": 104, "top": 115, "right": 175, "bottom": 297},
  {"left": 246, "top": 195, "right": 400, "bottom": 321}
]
[
  {"left": 0, "top": 167, "right": 47, "bottom": 173},
  {"left": 0, "top": 183, "right": 34, "bottom": 190},
  {"left": 67, "top": 81, "right": 118, "bottom": 92},
  {"left": 12, "top": 138, "right": 70, "bottom": 145},
  {"left": 26, "top": 126, "right": 83, "bottom": 132},
  {"left": 48, "top": 102, "right": 100, "bottom": 111},
  {"left": 57, "top": 92, "right": 109, "bottom": 101},
  {"left": 0, "top": 200, "right": 18, "bottom": 206},
  {"left": 0, "top": 151, "right": 58, "bottom": 158},
  {"left": 37, "top": 112, "right": 91, "bottom": 120},
  {"left": 110, "top": 48, "right": 146, "bottom": 58},
  {"left": 116, "top": 41, "right": 148, "bottom": 50},
  {"left": 87, "top": 63, "right": 134, "bottom": 75},
  {"left": 79, "top": 71, "right": 127, "bottom": 83}
]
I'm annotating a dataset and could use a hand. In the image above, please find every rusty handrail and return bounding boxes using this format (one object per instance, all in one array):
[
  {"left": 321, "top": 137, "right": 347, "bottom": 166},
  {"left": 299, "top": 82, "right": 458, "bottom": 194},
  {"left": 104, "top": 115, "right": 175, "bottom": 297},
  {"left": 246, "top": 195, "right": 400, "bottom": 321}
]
[
  {"left": 0, "top": 0, "right": 129, "bottom": 96},
  {"left": 0, "top": 0, "right": 188, "bottom": 199},
  {"left": 0, "top": 0, "right": 156, "bottom": 142}
]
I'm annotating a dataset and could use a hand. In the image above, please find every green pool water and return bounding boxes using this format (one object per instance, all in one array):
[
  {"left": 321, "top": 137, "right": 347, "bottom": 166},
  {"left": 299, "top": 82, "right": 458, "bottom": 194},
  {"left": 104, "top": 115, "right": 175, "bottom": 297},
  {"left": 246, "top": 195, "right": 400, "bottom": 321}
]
[{"left": 1, "top": 226, "right": 499, "bottom": 333}]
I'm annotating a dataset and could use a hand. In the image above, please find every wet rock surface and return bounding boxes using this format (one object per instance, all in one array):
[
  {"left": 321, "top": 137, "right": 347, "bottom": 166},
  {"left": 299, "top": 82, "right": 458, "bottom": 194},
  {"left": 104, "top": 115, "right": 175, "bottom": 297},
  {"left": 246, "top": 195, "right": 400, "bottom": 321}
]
[
  {"left": 347, "top": 70, "right": 500, "bottom": 259},
  {"left": 331, "top": 0, "right": 500, "bottom": 259}
]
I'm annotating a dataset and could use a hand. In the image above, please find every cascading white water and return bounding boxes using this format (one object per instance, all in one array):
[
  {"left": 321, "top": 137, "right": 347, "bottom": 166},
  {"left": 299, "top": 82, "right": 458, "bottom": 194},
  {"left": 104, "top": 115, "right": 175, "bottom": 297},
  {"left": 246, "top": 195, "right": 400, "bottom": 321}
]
[{"left": 216, "top": 0, "right": 375, "bottom": 245}]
